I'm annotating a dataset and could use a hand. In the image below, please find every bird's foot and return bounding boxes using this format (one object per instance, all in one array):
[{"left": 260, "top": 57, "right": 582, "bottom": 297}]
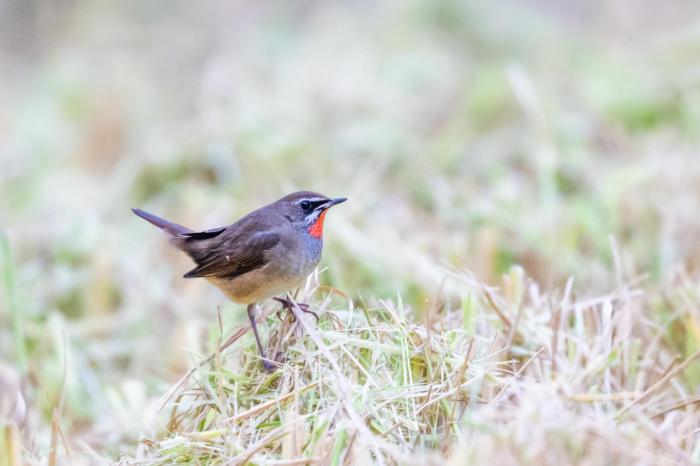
[
  {"left": 273, "top": 297, "right": 320, "bottom": 322},
  {"left": 261, "top": 358, "right": 277, "bottom": 372}
]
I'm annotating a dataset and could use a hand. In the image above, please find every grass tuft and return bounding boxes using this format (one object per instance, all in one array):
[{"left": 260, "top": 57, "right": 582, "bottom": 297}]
[{"left": 124, "top": 267, "right": 700, "bottom": 465}]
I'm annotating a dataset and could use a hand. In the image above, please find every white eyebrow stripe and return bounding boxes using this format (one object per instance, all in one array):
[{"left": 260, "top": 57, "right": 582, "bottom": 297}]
[{"left": 295, "top": 197, "right": 327, "bottom": 204}]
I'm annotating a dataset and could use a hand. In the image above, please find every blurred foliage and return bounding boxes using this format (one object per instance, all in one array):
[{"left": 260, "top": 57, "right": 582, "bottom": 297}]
[{"left": 1, "top": 0, "right": 700, "bottom": 462}]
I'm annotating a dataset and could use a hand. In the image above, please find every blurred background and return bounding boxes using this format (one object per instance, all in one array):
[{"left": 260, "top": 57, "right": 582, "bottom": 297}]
[{"left": 1, "top": 0, "right": 700, "bottom": 460}]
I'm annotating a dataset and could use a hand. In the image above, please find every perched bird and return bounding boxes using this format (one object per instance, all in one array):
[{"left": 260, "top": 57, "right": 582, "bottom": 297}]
[{"left": 133, "top": 191, "right": 347, "bottom": 369}]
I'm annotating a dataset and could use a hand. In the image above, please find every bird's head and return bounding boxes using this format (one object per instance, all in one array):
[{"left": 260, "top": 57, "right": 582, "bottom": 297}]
[{"left": 276, "top": 191, "right": 347, "bottom": 238}]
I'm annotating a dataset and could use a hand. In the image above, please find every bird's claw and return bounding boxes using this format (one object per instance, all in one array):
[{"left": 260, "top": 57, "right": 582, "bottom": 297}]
[
  {"left": 273, "top": 297, "right": 320, "bottom": 322},
  {"left": 262, "top": 358, "right": 277, "bottom": 372}
]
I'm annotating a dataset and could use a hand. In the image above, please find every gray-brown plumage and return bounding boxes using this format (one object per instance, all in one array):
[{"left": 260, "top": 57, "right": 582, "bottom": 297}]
[{"left": 132, "top": 191, "right": 346, "bottom": 369}]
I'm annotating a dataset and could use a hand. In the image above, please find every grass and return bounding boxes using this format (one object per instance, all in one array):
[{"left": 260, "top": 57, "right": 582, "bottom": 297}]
[
  {"left": 118, "top": 266, "right": 700, "bottom": 465},
  {"left": 2, "top": 0, "right": 700, "bottom": 464}
]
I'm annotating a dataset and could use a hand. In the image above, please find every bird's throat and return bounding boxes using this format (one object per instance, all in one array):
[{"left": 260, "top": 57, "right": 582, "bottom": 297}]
[{"left": 308, "top": 210, "right": 327, "bottom": 239}]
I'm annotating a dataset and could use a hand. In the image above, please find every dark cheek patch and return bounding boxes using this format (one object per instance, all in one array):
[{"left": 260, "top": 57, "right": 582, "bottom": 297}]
[{"left": 308, "top": 210, "right": 327, "bottom": 239}]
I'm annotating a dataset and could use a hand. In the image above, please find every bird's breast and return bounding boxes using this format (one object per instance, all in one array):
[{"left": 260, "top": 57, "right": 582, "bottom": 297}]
[
  {"left": 273, "top": 233, "right": 322, "bottom": 277},
  {"left": 210, "top": 233, "right": 323, "bottom": 304}
]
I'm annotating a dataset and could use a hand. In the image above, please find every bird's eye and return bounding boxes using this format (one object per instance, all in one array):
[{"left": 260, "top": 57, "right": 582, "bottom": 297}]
[{"left": 300, "top": 200, "right": 312, "bottom": 211}]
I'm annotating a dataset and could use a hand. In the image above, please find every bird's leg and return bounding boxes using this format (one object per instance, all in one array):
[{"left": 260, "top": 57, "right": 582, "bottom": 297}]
[
  {"left": 273, "top": 297, "right": 320, "bottom": 322},
  {"left": 247, "top": 304, "right": 274, "bottom": 371}
]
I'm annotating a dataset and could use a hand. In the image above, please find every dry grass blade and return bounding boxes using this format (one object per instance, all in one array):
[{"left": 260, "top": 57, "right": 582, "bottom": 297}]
[
  {"left": 651, "top": 395, "right": 700, "bottom": 419},
  {"left": 617, "top": 349, "right": 700, "bottom": 419},
  {"left": 490, "top": 347, "right": 545, "bottom": 404},
  {"left": 48, "top": 336, "right": 70, "bottom": 466},
  {"left": 224, "top": 382, "right": 319, "bottom": 423}
]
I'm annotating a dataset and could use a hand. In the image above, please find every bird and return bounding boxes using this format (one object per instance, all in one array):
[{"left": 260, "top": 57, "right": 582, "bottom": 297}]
[{"left": 132, "top": 191, "right": 347, "bottom": 370}]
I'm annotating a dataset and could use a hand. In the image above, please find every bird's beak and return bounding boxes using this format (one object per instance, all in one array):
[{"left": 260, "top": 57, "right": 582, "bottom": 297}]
[{"left": 326, "top": 197, "right": 347, "bottom": 208}]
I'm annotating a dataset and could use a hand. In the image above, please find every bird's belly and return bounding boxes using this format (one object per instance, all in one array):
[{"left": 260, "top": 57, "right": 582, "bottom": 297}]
[{"left": 208, "top": 256, "right": 319, "bottom": 305}]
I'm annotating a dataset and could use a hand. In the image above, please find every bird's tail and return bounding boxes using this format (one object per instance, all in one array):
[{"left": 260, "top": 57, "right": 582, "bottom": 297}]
[{"left": 131, "top": 208, "right": 192, "bottom": 236}]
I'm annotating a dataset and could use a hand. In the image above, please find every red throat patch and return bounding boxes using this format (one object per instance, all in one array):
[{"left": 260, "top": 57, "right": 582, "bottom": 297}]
[{"left": 308, "top": 210, "right": 327, "bottom": 239}]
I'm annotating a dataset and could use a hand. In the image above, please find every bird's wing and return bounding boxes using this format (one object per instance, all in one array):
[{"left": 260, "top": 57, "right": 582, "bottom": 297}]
[
  {"left": 182, "top": 230, "right": 280, "bottom": 279},
  {"left": 179, "top": 227, "right": 227, "bottom": 240}
]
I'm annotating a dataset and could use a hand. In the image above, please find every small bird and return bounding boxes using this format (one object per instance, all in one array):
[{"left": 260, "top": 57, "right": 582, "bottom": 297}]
[{"left": 132, "top": 191, "right": 346, "bottom": 369}]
